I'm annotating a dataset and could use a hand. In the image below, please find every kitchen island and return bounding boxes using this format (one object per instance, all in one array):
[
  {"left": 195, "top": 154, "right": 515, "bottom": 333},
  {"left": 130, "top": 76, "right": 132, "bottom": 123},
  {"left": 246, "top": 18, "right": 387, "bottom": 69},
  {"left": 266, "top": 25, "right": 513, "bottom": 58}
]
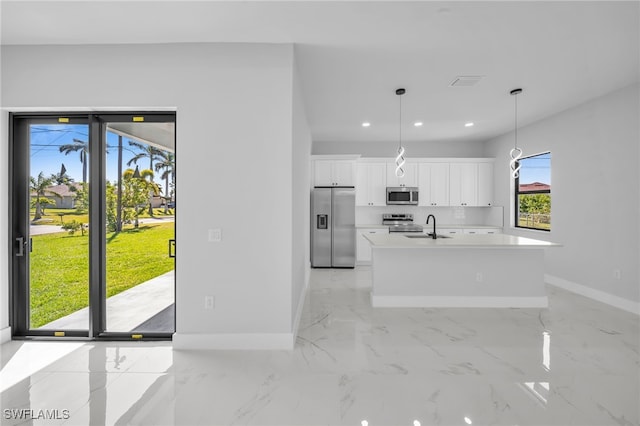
[{"left": 363, "top": 233, "right": 560, "bottom": 308}]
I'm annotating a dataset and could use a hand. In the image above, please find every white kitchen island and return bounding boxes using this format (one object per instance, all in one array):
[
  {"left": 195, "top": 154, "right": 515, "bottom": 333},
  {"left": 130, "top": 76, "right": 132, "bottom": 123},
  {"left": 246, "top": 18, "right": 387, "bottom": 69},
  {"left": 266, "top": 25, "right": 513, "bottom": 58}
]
[{"left": 363, "top": 233, "right": 560, "bottom": 308}]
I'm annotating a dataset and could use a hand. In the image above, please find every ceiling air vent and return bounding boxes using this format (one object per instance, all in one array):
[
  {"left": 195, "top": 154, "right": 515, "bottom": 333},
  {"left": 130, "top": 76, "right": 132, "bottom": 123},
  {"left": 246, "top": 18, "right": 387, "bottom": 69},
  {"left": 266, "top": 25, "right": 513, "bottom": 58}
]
[{"left": 449, "top": 76, "right": 484, "bottom": 87}]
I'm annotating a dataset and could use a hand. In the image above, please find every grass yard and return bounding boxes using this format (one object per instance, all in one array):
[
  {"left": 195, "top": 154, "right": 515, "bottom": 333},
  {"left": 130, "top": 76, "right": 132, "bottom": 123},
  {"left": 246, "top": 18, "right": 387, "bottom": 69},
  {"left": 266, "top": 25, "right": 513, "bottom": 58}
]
[{"left": 30, "top": 222, "right": 175, "bottom": 328}]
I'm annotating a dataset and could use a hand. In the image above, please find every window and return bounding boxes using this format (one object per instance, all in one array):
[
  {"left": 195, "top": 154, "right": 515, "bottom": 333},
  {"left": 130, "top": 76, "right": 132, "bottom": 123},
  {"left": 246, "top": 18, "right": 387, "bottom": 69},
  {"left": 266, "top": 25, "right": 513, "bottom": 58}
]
[{"left": 515, "top": 152, "right": 551, "bottom": 231}]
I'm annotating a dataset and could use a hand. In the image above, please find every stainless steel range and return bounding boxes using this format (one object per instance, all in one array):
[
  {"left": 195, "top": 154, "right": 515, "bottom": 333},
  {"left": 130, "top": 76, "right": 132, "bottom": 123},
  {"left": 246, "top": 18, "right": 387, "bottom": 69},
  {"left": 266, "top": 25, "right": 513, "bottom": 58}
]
[{"left": 383, "top": 213, "right": 423, "bottom": 233}]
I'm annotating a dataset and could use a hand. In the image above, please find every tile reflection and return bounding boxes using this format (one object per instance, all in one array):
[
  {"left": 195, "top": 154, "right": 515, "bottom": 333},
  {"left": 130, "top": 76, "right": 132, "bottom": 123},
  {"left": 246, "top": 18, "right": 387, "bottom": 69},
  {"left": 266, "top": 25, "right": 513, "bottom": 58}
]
[
  {"left": 542, "top": 330, "right": 551, "bottom": 372},
  {"left": 0, "top": 342, "right": 84, "bottom": 392},
  {"left": 521, "top": 381, "right": 550, "bottom": 405}
]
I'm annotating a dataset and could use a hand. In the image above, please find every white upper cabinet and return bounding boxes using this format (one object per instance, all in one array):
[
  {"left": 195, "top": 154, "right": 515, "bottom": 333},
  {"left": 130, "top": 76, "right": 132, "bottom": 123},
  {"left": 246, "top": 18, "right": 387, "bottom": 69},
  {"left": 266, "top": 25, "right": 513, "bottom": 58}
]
[
  {"left": 386, "top": 162, "right": 418, "bottom": 187},
  {"left": 314, "top": 160, "right": 355, "bottom": 186},
  {"left": 449, "top": 163, "right": 478, "bottom": 206},
  {"left": 477, "top": 162, "right": 494, "bottom": 206},
  {"left": 356, "top": 162, "right": 387, "bottom": 206},
  {"left": 314, "top": 161, "right": 333, "bottom": 186},
  {"left": 418, "top": 163, "right": 450, "bottom": 206}
]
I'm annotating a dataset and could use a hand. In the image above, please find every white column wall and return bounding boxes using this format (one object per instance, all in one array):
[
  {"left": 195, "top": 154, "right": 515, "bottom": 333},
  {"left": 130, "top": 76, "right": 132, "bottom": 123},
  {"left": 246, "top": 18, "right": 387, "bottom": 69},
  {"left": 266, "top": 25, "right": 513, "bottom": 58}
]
[
  {"left": 484, "top": 84, "right": 640, "bottom": 312},
  {"left": 291, "top": 59, "right": 311, "bottom": 334},
  {"left": 1, "top": 43, "right": 300, "bottom": 348}
]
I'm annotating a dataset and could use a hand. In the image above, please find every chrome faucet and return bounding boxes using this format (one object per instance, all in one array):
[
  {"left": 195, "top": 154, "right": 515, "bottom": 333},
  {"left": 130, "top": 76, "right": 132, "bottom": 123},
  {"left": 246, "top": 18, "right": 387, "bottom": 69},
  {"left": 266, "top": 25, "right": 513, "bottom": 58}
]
[{"left": 426, "top": 214, "right": 437, "bottom": 239}]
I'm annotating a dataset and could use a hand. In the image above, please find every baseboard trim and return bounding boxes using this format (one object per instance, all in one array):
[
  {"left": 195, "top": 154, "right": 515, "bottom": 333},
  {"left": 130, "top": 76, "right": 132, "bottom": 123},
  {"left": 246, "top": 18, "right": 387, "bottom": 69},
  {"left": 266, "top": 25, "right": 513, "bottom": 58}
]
[
  {"left": 0, "top": 326, "right": 11, "bottom": 344},
  {"left": 172, "top": 332, "right": 294, "bottom": 350},
  {"left": 371, "top": 294, "right": 548, "bottom": 308},
  {"left": 545, "top": 274, "right": 640, "bottom": 315}
]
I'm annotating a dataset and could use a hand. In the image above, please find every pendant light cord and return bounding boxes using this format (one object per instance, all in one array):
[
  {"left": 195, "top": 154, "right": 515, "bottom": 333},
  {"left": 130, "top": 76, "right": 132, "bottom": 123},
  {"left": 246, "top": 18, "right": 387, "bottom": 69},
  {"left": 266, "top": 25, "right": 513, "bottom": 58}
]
[
  {"left": 399, "top": 93, "right": 402, "bottom": 151},
  {"left": 509, "top": 88, "right": 523, "bottom": 179},
  {"left": 395, "top": 88, "right": 406, "bottom": 178},
  {"left": 514, "top": 92, "right": 518, "bottom": 151}
]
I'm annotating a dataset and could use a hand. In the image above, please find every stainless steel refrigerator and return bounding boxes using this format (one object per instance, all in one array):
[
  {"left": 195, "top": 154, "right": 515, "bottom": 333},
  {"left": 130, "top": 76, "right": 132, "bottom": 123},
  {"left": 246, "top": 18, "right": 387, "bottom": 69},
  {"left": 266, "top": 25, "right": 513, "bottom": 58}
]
[{"left": 311, "top": 187, "right": 356, "bottom": 268}]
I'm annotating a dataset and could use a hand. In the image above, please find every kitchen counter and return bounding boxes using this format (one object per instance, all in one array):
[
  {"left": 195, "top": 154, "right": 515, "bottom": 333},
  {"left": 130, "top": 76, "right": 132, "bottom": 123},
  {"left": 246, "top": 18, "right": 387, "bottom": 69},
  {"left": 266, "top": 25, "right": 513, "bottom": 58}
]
[
  {"left": 363, "top": 232, "right": 559, "bottom": 249},
  {"left": 364, "top": 233, "right": 559, "bottom": 309}
]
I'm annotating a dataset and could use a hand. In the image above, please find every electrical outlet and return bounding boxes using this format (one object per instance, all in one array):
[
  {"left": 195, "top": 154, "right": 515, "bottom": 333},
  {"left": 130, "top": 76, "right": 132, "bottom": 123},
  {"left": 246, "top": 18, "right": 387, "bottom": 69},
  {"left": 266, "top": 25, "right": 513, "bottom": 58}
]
[
  {"left": 476, "top": 272, "right": 483, "bottom": 282},
  {"left": 204, "top": 295, "right": 215, "bottom": 310},
  {"left": 613, "top": 269, "right": 621, "bottom": 280},
  {"left": 208, "top": 228, "right": 222, "bottom": 242}
]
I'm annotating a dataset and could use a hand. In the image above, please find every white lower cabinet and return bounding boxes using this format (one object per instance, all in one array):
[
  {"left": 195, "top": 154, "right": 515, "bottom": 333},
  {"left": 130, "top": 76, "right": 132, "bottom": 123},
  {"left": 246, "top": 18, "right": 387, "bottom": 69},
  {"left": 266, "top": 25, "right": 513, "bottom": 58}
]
[
  {"left": 463, "top": 228, "right": 502, "bottom": 235},
  {"left": 357, "top": 228, "right": 388, "bottom": 264},
  {"left": 436, "top": 228, "right": 462, "bottom": 236},
  {"left": 431, "top": 227, "right": 502, "bottom": 236}
]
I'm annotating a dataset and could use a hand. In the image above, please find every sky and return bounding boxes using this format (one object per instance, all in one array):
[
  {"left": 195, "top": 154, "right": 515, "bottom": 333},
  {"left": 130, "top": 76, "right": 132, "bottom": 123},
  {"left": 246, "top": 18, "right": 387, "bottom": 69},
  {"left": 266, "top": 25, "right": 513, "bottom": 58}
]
[
  {"left": 518, "top": 152, "right": 551, "bottom": 186},
  {"left": 29, "top": 124, "right": 169, "bottom": 185}
]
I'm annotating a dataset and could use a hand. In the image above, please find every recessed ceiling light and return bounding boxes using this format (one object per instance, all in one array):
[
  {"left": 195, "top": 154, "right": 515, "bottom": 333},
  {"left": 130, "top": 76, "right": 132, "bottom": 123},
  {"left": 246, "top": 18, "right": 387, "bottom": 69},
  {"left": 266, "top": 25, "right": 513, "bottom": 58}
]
[
  {"left": 465, "top": 122, "right": 474, "bottom": 127},
  {"left": 414, "top": 122, "right": 423, "bottom": 127},
  {"left": 362, "top": 122, "right": 371, "bottom": 127}
]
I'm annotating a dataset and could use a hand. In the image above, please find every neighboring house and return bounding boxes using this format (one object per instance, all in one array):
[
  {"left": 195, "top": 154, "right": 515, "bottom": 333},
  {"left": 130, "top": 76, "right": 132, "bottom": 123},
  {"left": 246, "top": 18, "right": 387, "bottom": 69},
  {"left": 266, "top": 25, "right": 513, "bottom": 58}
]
[
  {"left": 30, "top": 183, "right": 81, "bottom": 209},
  {"left": 518, "top": 182, "right": 551, "bottom": 193}
]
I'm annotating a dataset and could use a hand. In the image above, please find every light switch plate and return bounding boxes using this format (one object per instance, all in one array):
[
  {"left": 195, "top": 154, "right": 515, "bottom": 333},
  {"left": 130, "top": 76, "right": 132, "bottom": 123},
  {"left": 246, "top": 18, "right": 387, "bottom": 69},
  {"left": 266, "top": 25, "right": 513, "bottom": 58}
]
[
  {"left": 204, "top": 295, "right": 215, "bottom": 310},
  {"left": 209, "top": 228, "right": 222, "bottom": 242}
]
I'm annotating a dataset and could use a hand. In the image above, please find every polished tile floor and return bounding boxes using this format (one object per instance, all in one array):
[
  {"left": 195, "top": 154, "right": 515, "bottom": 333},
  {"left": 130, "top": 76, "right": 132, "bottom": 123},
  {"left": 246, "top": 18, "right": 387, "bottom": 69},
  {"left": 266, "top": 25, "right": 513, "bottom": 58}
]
[{"left": 1, "top": 267, "right": 638, "bottom": 425}]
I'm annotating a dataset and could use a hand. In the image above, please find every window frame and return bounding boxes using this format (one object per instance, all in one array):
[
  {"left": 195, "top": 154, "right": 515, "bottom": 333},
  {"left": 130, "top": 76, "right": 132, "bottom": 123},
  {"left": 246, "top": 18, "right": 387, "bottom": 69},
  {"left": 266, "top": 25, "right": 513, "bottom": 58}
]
[{"left": 514, "top": 151, "right": 551, "bottom": 232}]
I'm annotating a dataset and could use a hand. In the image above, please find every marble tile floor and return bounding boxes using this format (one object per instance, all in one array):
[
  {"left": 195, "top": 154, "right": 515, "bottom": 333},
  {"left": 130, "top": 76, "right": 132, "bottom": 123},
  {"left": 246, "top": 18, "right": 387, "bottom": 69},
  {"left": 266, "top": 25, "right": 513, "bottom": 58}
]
[{"left": 1, "top": 266, "right": 638, "bottom": 426}]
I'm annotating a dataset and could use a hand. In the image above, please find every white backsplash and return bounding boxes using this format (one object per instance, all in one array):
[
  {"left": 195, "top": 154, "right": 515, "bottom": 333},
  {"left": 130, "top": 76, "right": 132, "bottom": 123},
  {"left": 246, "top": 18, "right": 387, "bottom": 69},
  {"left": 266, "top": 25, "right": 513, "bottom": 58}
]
[{"left": 356, "top": 205, "right": 504, "bottom": 227}]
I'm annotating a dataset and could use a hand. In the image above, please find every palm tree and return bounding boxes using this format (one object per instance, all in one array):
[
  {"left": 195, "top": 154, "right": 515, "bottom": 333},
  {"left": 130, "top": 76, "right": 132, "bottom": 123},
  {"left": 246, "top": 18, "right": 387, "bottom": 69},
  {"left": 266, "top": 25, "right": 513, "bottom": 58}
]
[
  {"left": 127, "top": 142, "right": 164, "bottom": 216},
  {"left": 59, "top": 138, "right": 89, "bottom": 183},
  {"left": 121, "top": 168, "right": 159, "bottom": 227},
  {"left": 30, "top": 172, "right": 56, "bottom": 220},
  {"left": 154, "top": 150, "right": 175, "bottom": 214},
  {"left": 50, "top": 170, "right": 74, "bottom": 185}
]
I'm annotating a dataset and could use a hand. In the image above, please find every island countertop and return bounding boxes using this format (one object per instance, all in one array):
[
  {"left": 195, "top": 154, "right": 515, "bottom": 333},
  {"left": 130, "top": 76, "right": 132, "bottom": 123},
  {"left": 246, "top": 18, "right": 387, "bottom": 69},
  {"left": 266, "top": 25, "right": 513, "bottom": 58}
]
[{"left": 363, "top": 232, "right": 560, "bottom": 249}]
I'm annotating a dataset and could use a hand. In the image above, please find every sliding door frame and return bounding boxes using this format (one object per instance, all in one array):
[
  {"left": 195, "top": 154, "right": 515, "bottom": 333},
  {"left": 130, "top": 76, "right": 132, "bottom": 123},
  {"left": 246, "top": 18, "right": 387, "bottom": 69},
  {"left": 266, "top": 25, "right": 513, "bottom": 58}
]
[{"left": 9, "top": 111, "right": 176, "bottom": 341}]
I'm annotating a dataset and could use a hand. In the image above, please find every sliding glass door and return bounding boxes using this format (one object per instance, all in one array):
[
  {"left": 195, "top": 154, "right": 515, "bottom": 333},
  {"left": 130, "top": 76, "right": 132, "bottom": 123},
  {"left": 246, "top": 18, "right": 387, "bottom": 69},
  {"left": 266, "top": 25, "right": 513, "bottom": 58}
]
[
  {"left": 104, "top": 118, "right": 176, "bottom": 334},
  {"left": 10, "top": 113, "right": 176, "bottom": 339},
  {"left": 12, "top": 117, "right": 91, "bottom": 336}
]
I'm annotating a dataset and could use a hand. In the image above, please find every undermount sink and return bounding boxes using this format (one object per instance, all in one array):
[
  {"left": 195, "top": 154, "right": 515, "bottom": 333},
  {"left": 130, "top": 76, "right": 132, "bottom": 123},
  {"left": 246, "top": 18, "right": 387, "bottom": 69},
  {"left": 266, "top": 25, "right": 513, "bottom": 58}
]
[{"left": 404, "top": 234, "right": 451, "bottom": 239}]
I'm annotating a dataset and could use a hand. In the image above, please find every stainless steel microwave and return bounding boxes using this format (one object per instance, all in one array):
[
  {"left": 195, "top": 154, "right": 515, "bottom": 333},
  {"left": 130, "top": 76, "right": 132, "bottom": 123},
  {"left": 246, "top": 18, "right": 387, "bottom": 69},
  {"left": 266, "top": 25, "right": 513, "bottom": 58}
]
[{"left": 386, "top": 187, "right": 419, "bottom": 205}]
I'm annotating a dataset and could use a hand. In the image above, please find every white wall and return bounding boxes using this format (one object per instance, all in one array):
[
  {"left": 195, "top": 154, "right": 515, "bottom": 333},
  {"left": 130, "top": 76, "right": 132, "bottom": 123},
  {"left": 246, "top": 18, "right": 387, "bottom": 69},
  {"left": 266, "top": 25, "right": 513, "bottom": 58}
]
[
  {"left": 291, "top": 59, "right": 311, "bottom": 332},
  {"left": 1, "top": 43, "right": 304, "bottom": 348},
  {"left": 313, "top": 140, "right": 485, "bottom": 158},
  {"left": 485, "top": 84, "right": 640, "bottom": 310}
]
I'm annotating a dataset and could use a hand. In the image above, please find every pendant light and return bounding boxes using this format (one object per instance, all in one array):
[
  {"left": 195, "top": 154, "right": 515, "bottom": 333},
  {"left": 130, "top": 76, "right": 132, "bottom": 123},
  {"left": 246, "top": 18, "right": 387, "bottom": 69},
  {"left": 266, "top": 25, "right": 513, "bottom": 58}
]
[
  {"left": 395, "top": 88, "right": 406, "bottom": 178},
  {"left": 509, "top": 88, "right": 523, "bottom": 179}
]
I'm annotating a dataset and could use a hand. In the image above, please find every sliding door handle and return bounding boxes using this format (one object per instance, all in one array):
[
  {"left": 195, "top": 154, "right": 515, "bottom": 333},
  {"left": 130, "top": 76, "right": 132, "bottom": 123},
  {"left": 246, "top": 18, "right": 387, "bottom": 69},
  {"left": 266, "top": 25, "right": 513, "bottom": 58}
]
[
  {"left": 168, "top": 239, "right": 176, "bottom": 258},
  {"left": 16, "top": 237, "right": 26, "bottom": 257}
]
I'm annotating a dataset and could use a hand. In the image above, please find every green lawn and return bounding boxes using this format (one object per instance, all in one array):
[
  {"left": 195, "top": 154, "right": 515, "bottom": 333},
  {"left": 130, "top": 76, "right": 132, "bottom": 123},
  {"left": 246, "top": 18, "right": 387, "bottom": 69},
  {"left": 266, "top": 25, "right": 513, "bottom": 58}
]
[{"left": 30, "top": 222, "right": 175, "bottom": 328}]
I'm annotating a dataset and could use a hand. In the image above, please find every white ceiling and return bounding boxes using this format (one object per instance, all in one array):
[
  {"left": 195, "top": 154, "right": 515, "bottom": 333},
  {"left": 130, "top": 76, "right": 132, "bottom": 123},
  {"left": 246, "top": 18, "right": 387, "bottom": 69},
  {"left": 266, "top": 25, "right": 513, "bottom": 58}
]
[
  {"left": 107, "top": 123, "right": 176, "bottom": 152},
  {"left": 2, "top": 1, "right": 639, "bottom": 144}
]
